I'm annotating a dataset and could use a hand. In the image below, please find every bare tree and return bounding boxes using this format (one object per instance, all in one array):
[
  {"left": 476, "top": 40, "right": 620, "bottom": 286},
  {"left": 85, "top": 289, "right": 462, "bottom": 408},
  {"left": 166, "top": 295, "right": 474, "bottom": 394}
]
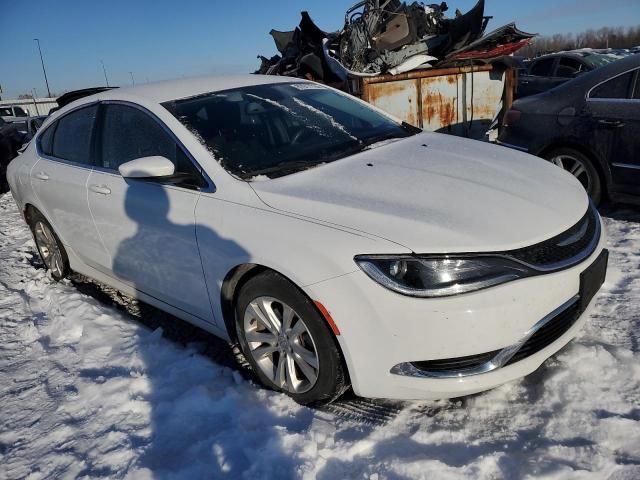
[{"left": 520, "top": 25, "right": 640, "bottom": 58}]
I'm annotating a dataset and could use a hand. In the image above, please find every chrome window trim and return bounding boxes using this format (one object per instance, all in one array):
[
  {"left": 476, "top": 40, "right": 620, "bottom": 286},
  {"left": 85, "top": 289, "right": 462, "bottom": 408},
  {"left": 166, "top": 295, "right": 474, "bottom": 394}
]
[
  {"left": 37, "top": 153, "right": 94, "bottom": 172},
  {"left": 97, "top": 100, "right": 216, "bottom": 193},
  {"left": 34, "top": 99, "right": 217, "bottom": 193},
  {"left": 35, "top": 101, "right": 100, "bottom": 170},
  {"left": 585, "top": 66, "right": 639, "bottom": 101},
  {"left": 612, "top": 162, "right": 640, "bottom": 170},
  {"left": 390, "top": 295, "right": 580, "bottom": 379},
  {"left": 586, "top": 98, "right": 640, "bottom": 105}
]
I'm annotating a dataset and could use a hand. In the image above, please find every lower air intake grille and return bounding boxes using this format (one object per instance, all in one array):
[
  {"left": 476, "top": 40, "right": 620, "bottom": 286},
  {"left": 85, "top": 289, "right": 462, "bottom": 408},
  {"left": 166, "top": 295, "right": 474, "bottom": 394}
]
[{"left": 411, "top": 302, "right": 581, "bottom": 374}]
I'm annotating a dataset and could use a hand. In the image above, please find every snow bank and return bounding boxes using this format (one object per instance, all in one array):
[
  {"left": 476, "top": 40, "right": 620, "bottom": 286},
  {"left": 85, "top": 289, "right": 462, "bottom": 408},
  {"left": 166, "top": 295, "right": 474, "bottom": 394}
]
[{"left": 0, "top": 193, "right": 639, "bottom": 479}]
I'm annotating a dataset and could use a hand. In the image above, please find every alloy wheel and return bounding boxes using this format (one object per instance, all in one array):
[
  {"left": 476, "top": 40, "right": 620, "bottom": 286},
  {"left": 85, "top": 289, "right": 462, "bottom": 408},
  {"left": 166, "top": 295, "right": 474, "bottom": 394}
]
[
  {"left": 243, "top": 296, "right": 320, "bottom": 394},
  {"left": 550, "top": 154, "right": 593, "bottom": 193},
  {"left": 33, "top": 221, "right": 64, "bottom": 278}
]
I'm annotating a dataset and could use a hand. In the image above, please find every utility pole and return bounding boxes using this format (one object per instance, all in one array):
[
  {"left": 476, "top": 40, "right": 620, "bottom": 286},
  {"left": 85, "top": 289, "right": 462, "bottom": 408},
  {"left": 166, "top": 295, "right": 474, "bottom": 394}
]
[
  {"left": 129, "top": 71, "right": 135, "bottom": 86},
  {"left": 33, "top": 38, "right": 52, "bottom": 98},
  {"left": 101, "top": 60, "right": 110, "bottom": 87},
  {"left": 32, "top": 88, "right": 40, "bottom": 116}
]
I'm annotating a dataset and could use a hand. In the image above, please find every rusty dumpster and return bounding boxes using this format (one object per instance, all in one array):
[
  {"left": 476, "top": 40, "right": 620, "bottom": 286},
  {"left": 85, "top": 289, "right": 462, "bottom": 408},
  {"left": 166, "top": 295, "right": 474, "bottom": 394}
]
[{"left": 350, "top": 64, "right": 516, "bottom": 139}]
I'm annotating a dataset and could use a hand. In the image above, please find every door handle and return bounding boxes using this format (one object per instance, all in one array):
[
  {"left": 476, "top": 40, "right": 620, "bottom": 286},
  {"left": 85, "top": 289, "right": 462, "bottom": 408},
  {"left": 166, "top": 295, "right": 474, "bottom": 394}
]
[
  {"left": 33, "top": 172, "right": 49, "bottom": 181},
  {"left": 89, "top": 184, "right": 111, "bottom": 195},
  {"left": 597, "top": 119, "right": 625, "bottom": 128}
]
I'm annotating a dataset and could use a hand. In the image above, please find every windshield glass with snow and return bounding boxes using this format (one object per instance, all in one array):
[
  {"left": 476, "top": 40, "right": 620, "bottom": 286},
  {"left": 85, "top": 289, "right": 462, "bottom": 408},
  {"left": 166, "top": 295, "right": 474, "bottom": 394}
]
[
  {"left": 163, "top": 83, "right": 415, "bottom": 179},
  {"left": 585, "top": 54, "right": 618, "bottom": 68}
]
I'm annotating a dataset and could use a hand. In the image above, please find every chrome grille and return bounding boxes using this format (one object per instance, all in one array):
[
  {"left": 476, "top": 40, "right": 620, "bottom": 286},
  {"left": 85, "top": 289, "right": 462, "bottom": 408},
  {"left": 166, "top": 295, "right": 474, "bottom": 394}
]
[{"left": 505, "top": 204, "right": 599, "bottom": 271}]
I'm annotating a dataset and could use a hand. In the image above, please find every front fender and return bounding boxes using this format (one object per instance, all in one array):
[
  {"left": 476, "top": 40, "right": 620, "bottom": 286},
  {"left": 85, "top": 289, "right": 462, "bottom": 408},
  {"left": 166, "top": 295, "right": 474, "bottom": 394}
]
[{"left": 194, "top": 193, "right": 408, "bottom": 331}]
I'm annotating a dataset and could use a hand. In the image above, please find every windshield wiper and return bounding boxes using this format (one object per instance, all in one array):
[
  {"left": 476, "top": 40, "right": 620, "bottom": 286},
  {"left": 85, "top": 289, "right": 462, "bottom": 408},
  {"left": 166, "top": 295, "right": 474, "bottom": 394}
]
[
  {"left": 240, "top": 159, "right": 327, "bottom": 179},
  {"left": 358, "top": 130, "right": 411, "bottom": 151},
  {"left": 240, "top": 127, "right": 418, "bottom": 180}
]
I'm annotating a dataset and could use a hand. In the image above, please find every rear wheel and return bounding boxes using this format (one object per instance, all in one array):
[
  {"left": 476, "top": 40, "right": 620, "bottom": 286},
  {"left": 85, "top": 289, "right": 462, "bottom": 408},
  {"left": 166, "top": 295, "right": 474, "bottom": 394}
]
[
  {"left": 28, "top": 210, "right": 70, "bottom": 281},
  {"left": 545, "top": 147, "right": 602, "bottom": 205},
  {"left": 235, "top": 271, "right": 348, "bottom": 405}
]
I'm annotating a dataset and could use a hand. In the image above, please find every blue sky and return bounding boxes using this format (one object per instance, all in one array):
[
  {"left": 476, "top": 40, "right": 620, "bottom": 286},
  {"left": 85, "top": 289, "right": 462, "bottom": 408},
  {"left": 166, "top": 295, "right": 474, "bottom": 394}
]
[{"left": 1, "top": 0, "right": 639, "bottom": 99}]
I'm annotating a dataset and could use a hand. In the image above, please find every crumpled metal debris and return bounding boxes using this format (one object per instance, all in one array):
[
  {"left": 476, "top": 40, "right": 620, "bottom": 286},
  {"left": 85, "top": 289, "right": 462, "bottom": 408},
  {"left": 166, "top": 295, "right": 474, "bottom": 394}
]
[{"left": 255, "top": 0, "right": 535, "bottom": 81}]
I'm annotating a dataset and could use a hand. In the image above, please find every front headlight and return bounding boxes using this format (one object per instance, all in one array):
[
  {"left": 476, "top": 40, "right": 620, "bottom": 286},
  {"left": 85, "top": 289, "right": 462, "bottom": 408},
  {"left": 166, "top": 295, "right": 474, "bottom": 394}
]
[{"left": 354, "top": 255, "right": 535, "bottom": 298}]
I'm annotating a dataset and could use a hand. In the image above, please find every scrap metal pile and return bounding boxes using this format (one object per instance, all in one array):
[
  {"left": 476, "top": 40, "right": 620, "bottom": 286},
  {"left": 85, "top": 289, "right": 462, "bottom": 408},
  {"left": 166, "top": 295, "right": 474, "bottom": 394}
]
[{"left": 256, "top": 0, "right": 535, "bottom": 82}]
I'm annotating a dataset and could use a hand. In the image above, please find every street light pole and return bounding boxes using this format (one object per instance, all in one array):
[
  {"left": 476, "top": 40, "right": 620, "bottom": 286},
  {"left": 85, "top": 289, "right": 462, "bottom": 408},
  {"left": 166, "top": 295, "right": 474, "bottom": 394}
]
[
  {"left": 129, "top": 71, "right": 135, "bottom": 86},
  {"left": 33, "top": 38, "right": 52, "bottom": 98},
  {"left": 100, "top": 60, "right": 110, "bottom": 87},
  {"left": 32, "top": 88, "right": 40, "bottom": 116}
]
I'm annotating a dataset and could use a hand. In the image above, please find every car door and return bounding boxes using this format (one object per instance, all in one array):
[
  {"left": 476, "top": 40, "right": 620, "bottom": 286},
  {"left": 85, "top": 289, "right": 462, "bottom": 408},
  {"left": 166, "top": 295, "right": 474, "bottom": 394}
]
[
  {"left": 585, "top": 68, "right": 640, "bottom": 195},
  {"left": 86, "top": 102, "right": 214, "bottom": 321},
  {"left": 519, "top": 57, "right": 558, "bottom": 97},
  {"left": 29, "top": 104, "right": 110, "bottom": 267}
]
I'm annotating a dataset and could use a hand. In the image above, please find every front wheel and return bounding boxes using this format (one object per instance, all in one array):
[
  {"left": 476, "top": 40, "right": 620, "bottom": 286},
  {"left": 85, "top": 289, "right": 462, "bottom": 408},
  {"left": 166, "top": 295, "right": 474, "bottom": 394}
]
[
  {"left": 235, "top": 271, "right": 349, "bottom": 405},
  {"left": 545, "top": 147, "right": 602, "bottom": 205}
]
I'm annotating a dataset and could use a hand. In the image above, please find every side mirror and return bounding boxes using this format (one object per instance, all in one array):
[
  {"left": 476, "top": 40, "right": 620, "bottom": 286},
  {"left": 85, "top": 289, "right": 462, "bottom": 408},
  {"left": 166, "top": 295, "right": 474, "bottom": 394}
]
[{"left": 118, "top": 156, "right": 175, "bottom": 179}]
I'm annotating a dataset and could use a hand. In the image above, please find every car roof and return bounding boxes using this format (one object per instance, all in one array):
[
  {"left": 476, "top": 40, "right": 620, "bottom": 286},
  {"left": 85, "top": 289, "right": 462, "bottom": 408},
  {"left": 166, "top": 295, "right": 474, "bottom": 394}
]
[
  {"left": 98, "top": 74, "right": 303, "bottom": 104},
  {"left": 532, "top": 52, "right": 589, "bottom": 61}
]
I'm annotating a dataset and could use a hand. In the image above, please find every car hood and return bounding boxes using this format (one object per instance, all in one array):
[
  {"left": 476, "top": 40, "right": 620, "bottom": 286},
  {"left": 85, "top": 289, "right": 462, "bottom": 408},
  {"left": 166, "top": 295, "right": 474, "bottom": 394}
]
[{"left": 250, "top": 132, "right": 589, "bottom": 253}]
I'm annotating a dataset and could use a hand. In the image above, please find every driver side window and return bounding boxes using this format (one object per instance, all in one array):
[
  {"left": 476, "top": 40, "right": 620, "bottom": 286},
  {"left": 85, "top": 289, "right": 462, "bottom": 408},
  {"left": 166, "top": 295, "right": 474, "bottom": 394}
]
[{"left": 98, "top": 104, "right": 206, "bottom": 189}]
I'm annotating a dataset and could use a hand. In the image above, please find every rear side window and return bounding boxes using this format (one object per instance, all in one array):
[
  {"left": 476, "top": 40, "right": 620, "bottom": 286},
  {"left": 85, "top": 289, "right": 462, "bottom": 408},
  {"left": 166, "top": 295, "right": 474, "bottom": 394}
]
[
  {"left": 51, "top": 105, "right": 98, "bottom": 163},
  {"left": 15, "top": 107, "right": 28, "bottom": 117},
  {"left": 590, "top": 72, "right": 633, "bottom": 99},
  {"left": 38, "top": 123, "right": 56, "bottom": 155},
  {"left": 529, "top": 58, "right": 555, "bottom": 76},
  {"left": 98, "top": 104, "right": 205, "bottom": 188},
  {"left": 633, "top": 72, "right": 640, "bottom": 99}
]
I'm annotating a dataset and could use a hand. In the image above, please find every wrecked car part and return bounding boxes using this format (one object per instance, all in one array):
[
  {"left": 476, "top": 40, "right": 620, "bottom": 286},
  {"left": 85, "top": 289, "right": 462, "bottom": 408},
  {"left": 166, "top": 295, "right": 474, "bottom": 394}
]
[
  {"left": 442, "top": 24, "right": 535, "bottom": 64},
  {"left": 322, "top": 38, "right": 379, "bottom": 79},
  {"left": 388, "top": 54, "right": 438, "bottom": 75},
  {"left": 436, "top": 0, "right": 488, "bottom": 55},
  {"left": 337, "top": 0, "right": 453, "bottom": 74},
  {"left": 255, "top": 12, "right": 343, "bottom": 83},
  {"left": 257, "top": 1, "right": 533, "bottom": 80}
]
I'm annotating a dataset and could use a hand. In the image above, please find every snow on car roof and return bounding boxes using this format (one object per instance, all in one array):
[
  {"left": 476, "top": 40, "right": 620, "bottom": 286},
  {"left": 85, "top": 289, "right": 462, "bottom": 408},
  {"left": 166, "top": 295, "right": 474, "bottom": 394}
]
[{"left": 100, "top": 74, "right": 305, "bottom": 104}]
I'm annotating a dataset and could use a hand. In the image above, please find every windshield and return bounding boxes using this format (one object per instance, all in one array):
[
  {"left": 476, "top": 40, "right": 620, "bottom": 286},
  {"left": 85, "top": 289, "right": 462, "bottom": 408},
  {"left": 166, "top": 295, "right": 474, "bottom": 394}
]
[
  {"left": 585, "top": 53, "right": 619, "bottom": 68},
  {"left": 163, "top": 83, "right": 417, "bottom": 179}
]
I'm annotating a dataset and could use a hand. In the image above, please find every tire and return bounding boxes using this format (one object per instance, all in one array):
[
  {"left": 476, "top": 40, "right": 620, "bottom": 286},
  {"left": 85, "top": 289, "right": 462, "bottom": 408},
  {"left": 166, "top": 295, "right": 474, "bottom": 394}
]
[
  {"left": 545, "top": 147, "right": 602, "bottom": 205},
  {"left": 235, "top": 271, "right": 349, "bottom": 405},
  {"left": 28, "top": 209, "right": 70, "bottom": 281}
]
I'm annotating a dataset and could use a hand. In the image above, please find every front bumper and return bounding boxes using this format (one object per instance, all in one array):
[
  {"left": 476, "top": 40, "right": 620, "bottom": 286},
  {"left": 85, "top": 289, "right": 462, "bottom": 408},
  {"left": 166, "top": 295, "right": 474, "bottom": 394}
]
[{"left": 305, "top": 221, "right": 607, "bottom": 400}]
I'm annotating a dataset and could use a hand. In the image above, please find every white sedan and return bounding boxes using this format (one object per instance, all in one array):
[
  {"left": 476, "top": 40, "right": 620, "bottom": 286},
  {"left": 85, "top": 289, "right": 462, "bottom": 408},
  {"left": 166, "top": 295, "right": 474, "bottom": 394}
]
[{"left": 6, "top": 75, "right": 608, "bottom": 405}]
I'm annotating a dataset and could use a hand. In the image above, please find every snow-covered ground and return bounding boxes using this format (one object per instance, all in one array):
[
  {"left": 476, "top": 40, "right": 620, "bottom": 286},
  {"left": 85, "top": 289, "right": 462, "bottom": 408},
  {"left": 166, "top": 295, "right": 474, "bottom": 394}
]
[{"left": 1, "top": 191, "right": 639, "bottom": 480}]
